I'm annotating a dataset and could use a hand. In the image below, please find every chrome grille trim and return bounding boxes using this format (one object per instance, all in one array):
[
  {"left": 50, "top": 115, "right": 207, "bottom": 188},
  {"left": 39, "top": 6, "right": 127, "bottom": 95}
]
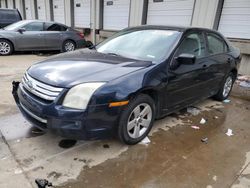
[
  {"left": 21, "top": 72, "right": 63, "bottom": 101},
  {"left": 20, "top": 102, "right": 47, "bottom": 123}
]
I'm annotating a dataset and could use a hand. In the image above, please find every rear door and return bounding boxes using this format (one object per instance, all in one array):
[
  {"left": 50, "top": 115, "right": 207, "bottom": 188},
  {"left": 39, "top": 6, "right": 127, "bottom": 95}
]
[
  {"left": 204, "top": 32, "right": 232, "bottom": 91},
  {"left": 43, "top": 22, "right": 67, "bottom": 49},
  {"left": 15, "top": 22, "right": 45, "bottom": 50},
  {"left": 165, "top": 31, "right": 209, "bottom": 110}
]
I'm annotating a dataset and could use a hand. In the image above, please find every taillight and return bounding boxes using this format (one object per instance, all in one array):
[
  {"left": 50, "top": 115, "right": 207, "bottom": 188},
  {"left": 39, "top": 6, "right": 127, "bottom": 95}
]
[{"left": 77, "top": 32, "right": 84, "bottom": 39}]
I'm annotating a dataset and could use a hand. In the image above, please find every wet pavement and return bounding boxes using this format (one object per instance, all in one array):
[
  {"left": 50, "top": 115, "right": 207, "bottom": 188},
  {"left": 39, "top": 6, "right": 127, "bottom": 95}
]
[
  {"left": 0, "top": 55, "right": 250, "bottom": 188},
  {"left": 57, "top": 98, "right": 250, "bottom": 188}
]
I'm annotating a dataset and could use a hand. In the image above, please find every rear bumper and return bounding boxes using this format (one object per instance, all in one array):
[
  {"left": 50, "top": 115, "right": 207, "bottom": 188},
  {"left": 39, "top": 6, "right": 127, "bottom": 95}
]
[{"left": 12, "top": 81, "right": 122, "bottom": 140}]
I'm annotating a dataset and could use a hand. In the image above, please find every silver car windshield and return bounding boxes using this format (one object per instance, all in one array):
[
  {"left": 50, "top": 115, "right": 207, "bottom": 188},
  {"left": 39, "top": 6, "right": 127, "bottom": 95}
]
[
  {"left": 4, "top": 21, "right": 30, "bottom": 31},
  {"left": 96, "top": 29, "right": 180, "bottom": 61}
]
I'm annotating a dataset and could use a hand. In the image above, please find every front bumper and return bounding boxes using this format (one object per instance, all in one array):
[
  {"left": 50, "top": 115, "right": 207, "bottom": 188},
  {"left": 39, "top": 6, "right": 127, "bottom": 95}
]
[{"left": 12, "top": 81, "right": 122, "bottom": 140}]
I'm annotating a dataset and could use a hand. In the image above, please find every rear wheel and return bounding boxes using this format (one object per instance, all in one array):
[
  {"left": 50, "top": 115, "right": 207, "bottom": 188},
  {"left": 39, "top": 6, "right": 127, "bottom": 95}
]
[
  {"left": 214, "top": 73, "right": 234, "bottom": 101},
  {"left": 118, "top": 94, "right": 155, "bottom": 145},
  {"left": 0, "top": 39, "right": 13, "bottom": 55},
  {"left": 62, "top": 40, "right": 76, "bottom": 52}
]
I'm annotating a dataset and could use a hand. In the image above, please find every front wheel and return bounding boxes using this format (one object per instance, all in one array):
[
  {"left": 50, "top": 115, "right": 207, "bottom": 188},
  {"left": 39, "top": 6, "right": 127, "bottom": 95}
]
[
  {"left": 0, "top": 39, "right": 13, "bottom": 55},
  {"left": 118, "top": 94, "right": 155, "bottom": 145},
  {"left": 214, "top": 73, "right": 234, "bottom": 101},
  {"left": 62, "top": 40, "right": 76, "bottom": 52}
]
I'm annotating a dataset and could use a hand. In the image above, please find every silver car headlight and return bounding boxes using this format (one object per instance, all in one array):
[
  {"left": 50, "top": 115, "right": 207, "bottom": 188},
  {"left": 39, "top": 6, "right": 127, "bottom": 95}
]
[{"left": 62, "top": 82, "right": 105, "bottom": 110}]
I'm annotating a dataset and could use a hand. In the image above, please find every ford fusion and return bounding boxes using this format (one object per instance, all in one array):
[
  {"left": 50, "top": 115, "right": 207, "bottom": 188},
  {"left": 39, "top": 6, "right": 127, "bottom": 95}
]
[{"left": 12, "top": 26, "right": 240, "bottom": 145}]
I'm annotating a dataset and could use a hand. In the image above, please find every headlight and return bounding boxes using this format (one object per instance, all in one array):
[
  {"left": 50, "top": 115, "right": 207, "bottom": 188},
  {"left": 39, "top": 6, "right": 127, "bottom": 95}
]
[{"left": 62, "top": 82, "right": 105, "bottom": 110}]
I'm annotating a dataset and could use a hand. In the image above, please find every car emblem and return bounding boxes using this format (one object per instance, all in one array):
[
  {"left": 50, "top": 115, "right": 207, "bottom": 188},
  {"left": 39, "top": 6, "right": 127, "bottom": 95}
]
[{"left": 27, "top": 80, "right": 34, "bottom": 90}]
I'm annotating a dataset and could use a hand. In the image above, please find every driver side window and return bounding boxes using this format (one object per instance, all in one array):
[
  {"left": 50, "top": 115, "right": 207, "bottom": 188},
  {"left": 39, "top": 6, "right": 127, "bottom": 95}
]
[
  {"left": 22, "top": 22, "right": 44, "bottom": 31},
  {"left": 176, "top": 33, "right": 205, "bottom": 59}
]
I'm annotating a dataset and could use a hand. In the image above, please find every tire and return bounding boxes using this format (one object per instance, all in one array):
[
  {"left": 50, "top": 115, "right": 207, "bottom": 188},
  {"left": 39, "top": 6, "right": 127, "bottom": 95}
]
[
  {"left": 118, "top": 94, "right": 156, "bottom": 145},
  {"left": 214, "top": 72, "right": 234, "bottom": 101},
  {"left": 85, "top": 40, "right": 93, "bottom": 48},
  {"left": 0, "top": 39, "right": 13, "bottom": 55},
  {"left": 62, "top": 40, "right": 76, "bottom": 52}
]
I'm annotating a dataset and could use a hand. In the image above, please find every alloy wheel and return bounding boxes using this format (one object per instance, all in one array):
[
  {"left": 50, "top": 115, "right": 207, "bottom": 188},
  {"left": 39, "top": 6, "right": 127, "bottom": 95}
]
[
  {"left": 0, "top": 42, "right": 11, "bottom": 55},
  {"left": 127, "top": 103, "right": 152, "bottom": 139},
  {"left": 223, "top": 76, "right": 233, "bottom": 98},
  {"left": 64, "top": 42, "right": 75, "bottom": 52}
]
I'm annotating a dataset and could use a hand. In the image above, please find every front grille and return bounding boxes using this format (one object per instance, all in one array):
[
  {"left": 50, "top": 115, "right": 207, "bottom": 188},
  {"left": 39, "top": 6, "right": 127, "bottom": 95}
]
[
  {"left": 22, "top": 72, "right": 63, "bottom": 101},
  {"left": 20, "top": 102, "right": 47, "bottom": 124}
]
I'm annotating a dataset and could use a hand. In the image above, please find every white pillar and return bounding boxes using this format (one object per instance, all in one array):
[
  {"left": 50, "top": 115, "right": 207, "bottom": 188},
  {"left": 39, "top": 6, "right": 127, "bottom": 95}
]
[{"left": 191, "top": 0, "right": 219, "bottom": 29}]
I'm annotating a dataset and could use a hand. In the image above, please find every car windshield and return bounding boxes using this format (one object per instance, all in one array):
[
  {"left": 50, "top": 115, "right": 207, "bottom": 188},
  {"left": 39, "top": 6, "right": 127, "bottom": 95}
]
[
  {"left": 96, "top": 29, "right": 181, "bottom": 61},
  {"left": 4, "top": 21, "right": 29, "bottom": 31}
]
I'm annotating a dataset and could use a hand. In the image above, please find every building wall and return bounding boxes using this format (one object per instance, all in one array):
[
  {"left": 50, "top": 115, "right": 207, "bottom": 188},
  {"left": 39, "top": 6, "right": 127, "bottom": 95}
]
[
  {"left": 191, "top": 0, "right": 219, "bottom": 28},
  {"left": 3, "top": 0, "right": 250, "bottom": 75},
  {"left": 15, "top": 0, "right": 24, "bottom": 17}
]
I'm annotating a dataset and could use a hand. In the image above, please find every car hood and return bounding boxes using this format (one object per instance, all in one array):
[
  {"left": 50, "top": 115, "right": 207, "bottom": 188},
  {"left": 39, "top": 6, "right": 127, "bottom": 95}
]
[{"left": 27, "top": 49, "right": 153, "bottom": 88}]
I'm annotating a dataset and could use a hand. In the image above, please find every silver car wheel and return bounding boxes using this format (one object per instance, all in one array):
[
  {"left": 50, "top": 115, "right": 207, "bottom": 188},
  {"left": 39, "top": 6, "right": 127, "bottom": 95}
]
[
  {"left": 0, "top": 42, "right": 11, "bottom": 55},
  {"left": 127, "top": 103, "right": 152, "bottom": 139},
  {"left": 64, "top": 42, "right": 75, "bottom": 52},
  {"left": 223, "top": 76, "right": 233, "bottom": 98}
]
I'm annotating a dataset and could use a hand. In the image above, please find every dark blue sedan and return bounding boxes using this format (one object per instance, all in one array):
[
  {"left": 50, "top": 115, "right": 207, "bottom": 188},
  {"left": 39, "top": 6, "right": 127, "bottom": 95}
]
[{"left": 12, "top": 25, "right": 241, "bottom": 145}]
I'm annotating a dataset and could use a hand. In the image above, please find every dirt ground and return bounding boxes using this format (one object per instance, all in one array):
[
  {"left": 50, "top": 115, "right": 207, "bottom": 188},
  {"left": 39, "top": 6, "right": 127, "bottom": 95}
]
[{"left": 0, "top": 54, "right": 250, "bottom": 188}]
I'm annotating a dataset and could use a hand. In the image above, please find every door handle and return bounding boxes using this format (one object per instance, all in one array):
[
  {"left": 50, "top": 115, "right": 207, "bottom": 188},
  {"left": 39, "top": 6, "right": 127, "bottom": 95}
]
[{"left": 202, "top": 64, "right": 207, "bottom": 68}]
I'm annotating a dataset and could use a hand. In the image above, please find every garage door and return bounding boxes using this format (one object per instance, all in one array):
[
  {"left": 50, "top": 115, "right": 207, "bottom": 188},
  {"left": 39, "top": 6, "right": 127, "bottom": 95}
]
[
  {"left": 103, "top": 0, "right": 130, "bottom": 30},
  {"left": 0, "top": 0, "right": 7, "bottom": 8},
  {"left": 8, "top": 0, "right": 15, "bottom": 8},
  {"left": 74, "top": 0, "right": 90, "bottom": 28},
  {"left": 37, "top": 0, "right": 46, "bottom": 20},
  {"left": 24, "top": 0, "right": 32, "bottom": 19},
  {"left": 218, "top": 0, "right": 250, "bottom": 39},
  {"left": 147, "top": 0, "right": 195, "bottom": 26},
  {"left": 53, "top": 0, "right": 65, "bottom": 24}
]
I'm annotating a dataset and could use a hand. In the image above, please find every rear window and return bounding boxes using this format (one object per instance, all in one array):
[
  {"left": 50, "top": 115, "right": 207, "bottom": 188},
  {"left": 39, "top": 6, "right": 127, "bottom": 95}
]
[
  {"left": 44, "top": 23, "right": 67, "bottom": 31},
  {"left": 206, "top": 33, "right": 228, "bottom": 55},
  {"left": 0, "top": 9, "right": 20, "bottom": 21}
]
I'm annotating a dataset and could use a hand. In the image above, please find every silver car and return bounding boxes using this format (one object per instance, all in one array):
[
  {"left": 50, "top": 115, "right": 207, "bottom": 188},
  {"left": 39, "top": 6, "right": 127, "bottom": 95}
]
[{"left": 0, "top": 20, "right": 87, "bottom": 55}]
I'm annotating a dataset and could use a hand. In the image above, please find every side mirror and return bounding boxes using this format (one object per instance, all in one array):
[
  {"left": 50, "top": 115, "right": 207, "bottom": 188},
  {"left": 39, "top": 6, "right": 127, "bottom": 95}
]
[
  {"left": 175, "top": 53, "right": 196, "bottom": 65},
  {"left": 17, "top": 28, "right": 26, "bottom": 33}
]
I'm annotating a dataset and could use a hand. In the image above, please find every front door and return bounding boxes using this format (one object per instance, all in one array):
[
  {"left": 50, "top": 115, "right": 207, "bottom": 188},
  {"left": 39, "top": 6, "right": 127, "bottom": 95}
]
[
  {"left": 16, "top": 22, "right": 45, "bottom": 50},
  {"left": 164, "top": 31, "right": 209, "bottom": 111}
]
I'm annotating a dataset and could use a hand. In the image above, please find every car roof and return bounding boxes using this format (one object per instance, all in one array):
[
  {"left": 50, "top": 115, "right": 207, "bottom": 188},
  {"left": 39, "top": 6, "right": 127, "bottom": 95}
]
[
  {"left": 127, "top": 25, "right": 220, "bottom": 34},
  {"left": 0, "top": 8, "right": 18, "bottom": 11},
  {"left": 25, "top": 20, "right": 68, "bottom": 26}
]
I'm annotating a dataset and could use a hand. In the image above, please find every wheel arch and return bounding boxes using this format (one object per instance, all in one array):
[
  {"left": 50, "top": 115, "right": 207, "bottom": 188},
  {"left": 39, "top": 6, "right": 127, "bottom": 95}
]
[
  {"left": 130, "top": 88, "right": 161, "bottom": 118},
  {"left": 0, "top": 38, "right": 15, "bottom": 51},
  {"left": 62, "top": 39, "right": 76, "bottom": 52},
  {"left": 63, "top": 39, "right": 76, "bottom": 46},
  {"left": 230, "top": 68, "right": 238, "bottom": 81}
]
